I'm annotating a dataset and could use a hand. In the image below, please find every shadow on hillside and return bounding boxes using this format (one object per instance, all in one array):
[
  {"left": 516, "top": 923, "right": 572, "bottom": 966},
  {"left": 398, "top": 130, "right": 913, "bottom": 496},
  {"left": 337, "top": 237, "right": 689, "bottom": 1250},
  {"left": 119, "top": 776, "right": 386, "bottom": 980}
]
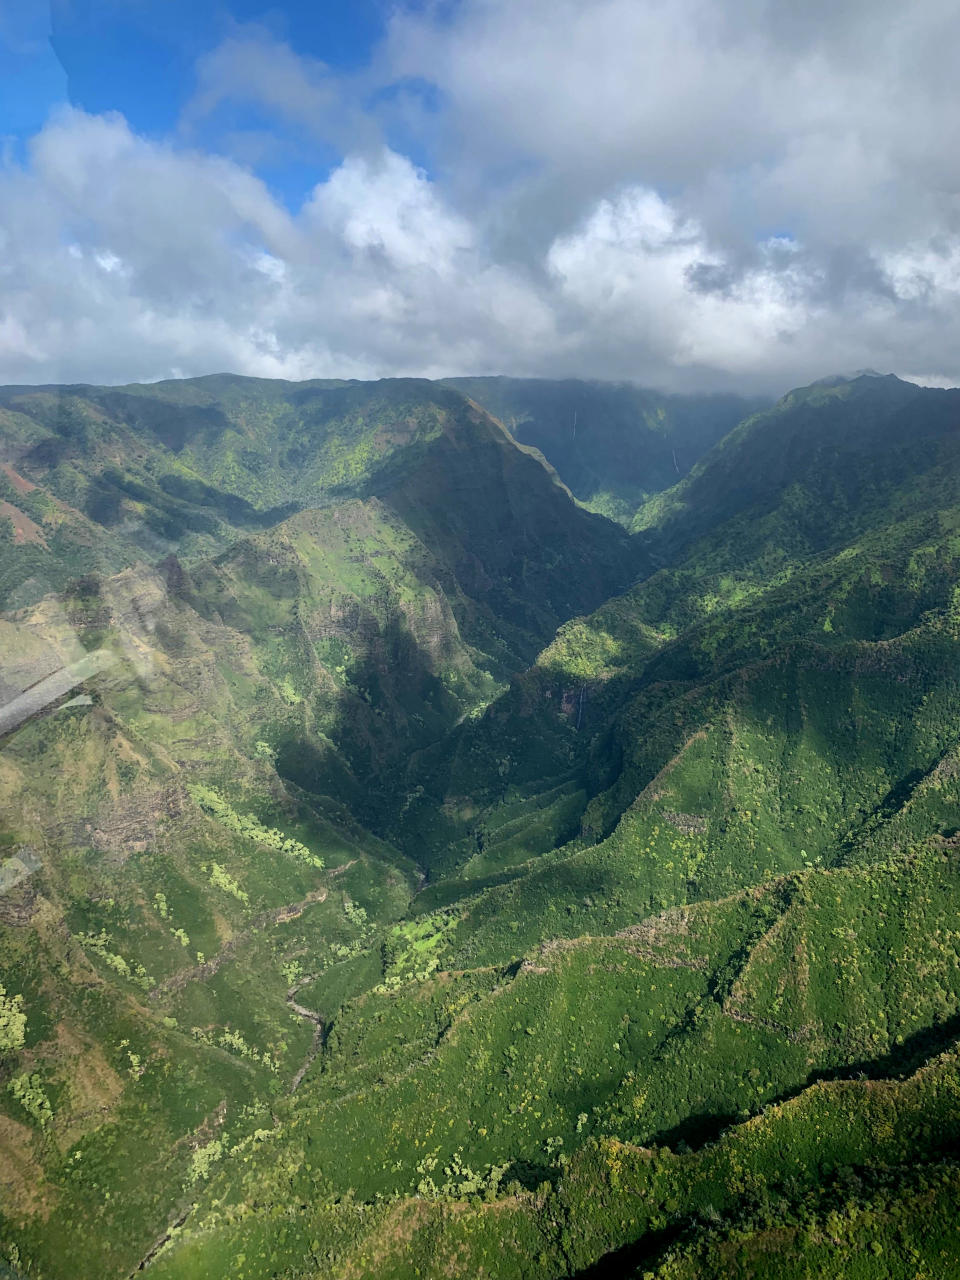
[
  {"left": 275, "top": 609, "right": 475, "bottom": 832},
  {"left": 570, "top": 1225, "right": 679, "bottom": 1279},
  {"left": 643, "top": 1109, "right": 742, "bottom": 1153},
  {"left": 805, "top": 1009, "right": 960, "bottom": 1087},
  {"left": 642, "top": 1010, "right": 960, "bottom": 1162},
  {"left": 567, "top": 1015, "right": 960, "bottom": 1279}
]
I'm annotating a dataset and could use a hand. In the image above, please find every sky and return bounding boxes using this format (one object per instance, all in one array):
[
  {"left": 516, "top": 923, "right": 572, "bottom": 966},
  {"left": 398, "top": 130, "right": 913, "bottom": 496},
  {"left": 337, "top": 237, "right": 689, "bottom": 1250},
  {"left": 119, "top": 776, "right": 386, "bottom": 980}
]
[{"left": 1, "top": 0, "right": 960, "bottom": 393}]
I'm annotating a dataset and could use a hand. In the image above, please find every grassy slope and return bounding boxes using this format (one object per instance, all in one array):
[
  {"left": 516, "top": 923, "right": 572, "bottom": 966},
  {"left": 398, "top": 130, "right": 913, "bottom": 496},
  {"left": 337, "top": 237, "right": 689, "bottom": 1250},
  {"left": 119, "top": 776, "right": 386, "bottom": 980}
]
[{"left": 146, "top": 855, "right": 960, "bottom": 1279}]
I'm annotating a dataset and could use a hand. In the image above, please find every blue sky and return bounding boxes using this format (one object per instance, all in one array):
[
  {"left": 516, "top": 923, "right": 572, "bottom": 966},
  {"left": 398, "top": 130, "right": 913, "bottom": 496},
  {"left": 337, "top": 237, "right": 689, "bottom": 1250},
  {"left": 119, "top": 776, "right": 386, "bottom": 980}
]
[
  {"left": 0, "top": 0, "right": 959, "bottom": 391},
  {"left": 4, "top": 1, "right": 394, "bottom": 205}
]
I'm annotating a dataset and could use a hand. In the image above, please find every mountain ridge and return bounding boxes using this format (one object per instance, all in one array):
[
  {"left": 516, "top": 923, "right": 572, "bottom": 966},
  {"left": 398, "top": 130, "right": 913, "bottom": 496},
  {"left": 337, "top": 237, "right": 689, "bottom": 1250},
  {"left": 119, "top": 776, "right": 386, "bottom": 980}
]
[{"left": 3, "top": 369, "right": 960, "bottom": 1279}]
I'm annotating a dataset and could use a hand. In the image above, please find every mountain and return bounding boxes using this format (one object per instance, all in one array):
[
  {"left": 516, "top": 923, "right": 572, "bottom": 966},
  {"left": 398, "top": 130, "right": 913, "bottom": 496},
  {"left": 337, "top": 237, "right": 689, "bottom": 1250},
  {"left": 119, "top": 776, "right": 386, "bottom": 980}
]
[
  {"left": 4, "top": 371, "right": 960, "bottom": 1279},
  {"left": 0, "top": 376, "right": 634, "bottom": 614},
  {"left": 444, "top": 376, "right": 767, "bottom": 522}
]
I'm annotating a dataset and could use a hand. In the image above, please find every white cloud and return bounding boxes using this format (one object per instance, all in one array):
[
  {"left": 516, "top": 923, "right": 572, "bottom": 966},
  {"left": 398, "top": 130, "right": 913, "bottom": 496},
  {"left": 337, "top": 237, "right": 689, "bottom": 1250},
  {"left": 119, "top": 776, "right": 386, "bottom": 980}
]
[
  {"left": 179, "top": 24, "right": 380, "bottom": 166},
  {"left": 545, "top": 190, "right": 813, "bottom": 376},
  {"left": 306, "top": 150, "right": 474, "bottom": 271},
  {"left": 4, "top": 0, "right": 960, "bottom": 394},
  {"left": 184, "top": 26, "right": 343, "bottom": 141},
  {"left": 383, "top": 0, "right": 960, "bottom": 251},
  {"left": 0, "top": 109, "right": 556, "bottom": 384}
]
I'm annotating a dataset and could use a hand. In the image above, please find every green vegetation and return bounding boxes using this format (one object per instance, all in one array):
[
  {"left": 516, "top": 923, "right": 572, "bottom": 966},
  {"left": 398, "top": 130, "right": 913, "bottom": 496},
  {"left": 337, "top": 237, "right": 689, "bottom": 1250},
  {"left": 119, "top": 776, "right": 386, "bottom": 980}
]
[
  {"left": 0, "top": 984, "right": 25, "bottom": 1054},
  {"left": 445, "top": 376, "right": 766, "bottom": 522},
  {"left": 6, "top": 370, "right": 960, "bottom": 1278},
  {"left": 188, "top": 784, "right": 323, "bottom": 868},
  {"left": 7, "top": 1073, "right": 52, "bottom": 1129}
]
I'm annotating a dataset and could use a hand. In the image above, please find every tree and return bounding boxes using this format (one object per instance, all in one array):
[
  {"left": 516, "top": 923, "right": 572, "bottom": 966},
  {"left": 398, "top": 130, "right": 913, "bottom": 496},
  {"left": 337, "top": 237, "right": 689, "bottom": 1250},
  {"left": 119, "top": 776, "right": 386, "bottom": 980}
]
[{"left": 0, "top": 983, "right": 26, "bottom": 1054}]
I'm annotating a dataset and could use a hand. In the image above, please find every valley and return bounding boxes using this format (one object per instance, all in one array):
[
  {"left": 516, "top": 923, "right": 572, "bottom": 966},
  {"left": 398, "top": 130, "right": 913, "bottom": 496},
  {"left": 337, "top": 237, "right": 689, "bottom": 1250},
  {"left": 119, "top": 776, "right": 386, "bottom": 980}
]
[{"left": 2, "top": 371, "right": 960, "bottom": 1278}]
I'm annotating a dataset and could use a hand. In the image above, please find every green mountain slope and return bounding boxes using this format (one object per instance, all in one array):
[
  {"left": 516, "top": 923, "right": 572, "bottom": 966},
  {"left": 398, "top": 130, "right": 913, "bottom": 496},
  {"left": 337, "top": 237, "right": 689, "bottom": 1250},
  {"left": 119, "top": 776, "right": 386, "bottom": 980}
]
[
  {"left": 636, "top": 372, "right": 956, "bottom": 555},
  {"left": 145, "top": 847, "right": 960, "bottom": 1280},
  {"left": 0, "top": 373, "right": 641, "bottom": 1278},
  {"left": 0, "top": 376, "right": 635, "bottom": 618},
  {"left": 397, "top": 374, "right": 960, "bottom": 879},
  {"left": 445, "top": 376, "right": 766, "bottom": 522},
  {"left": 4, "top": 370, "right": 960, "bottom": 1279}
]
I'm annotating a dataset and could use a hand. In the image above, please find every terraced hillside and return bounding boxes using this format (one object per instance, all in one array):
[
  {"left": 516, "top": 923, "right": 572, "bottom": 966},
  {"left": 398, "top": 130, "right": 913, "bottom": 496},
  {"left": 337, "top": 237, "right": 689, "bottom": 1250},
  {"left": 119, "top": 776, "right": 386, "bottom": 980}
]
[{"left": 3, "top": 372, "right": 960, "bottom": 1279}]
